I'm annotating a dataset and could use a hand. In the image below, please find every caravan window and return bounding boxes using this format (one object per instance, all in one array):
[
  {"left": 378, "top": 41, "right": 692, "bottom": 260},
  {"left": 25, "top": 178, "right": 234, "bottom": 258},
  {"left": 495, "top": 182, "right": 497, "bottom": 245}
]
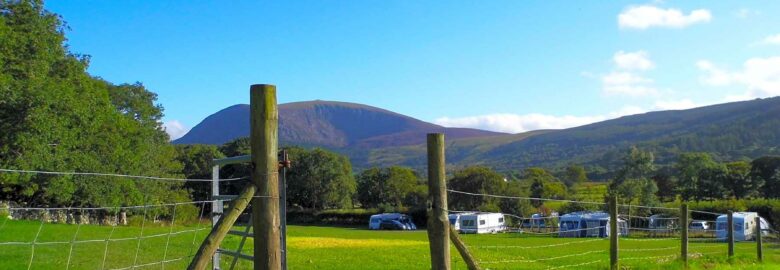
[
  {"left": 498, "top": 217, "right": 504, "bottom": 223},
  {"left": 479, "top": 220, "right": 486, "bottom": 225},
  {"left": 462, "top": 220, "right": 475, "bottom": 227}
]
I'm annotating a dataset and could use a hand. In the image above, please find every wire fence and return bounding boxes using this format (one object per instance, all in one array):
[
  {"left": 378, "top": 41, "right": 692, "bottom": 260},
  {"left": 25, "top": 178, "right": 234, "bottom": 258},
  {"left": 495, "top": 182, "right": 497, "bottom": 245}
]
[
  {"left": 445, "top": 188, "right": 770, "bottom": 269},
  {"left": 0, "top": 168, "right": 253, "bottom": 270}
]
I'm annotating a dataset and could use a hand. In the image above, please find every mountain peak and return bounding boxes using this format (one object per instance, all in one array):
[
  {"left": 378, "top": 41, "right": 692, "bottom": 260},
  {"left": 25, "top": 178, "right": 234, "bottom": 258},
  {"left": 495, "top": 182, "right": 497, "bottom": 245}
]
[{"left": 173, "top": 100, "right": 505, "bottom": 147}]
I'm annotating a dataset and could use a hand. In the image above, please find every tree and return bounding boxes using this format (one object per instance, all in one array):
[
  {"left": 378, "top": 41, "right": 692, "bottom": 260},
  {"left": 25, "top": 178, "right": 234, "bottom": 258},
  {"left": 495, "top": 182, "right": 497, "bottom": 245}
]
[
  {"left": 562, "top": 165, "right": 588, "bottom": 188},
  {"left": 286, "top": 147, "right": 356, "bottom": 209},
  {"left": 675, "top": 152, "right": 718, "bottom": 201},
  {"left": 750, "top": 156, "right": 780, "bottom": 198},
  {"left": 608, "top": 147, "right": 658, "bottom": 208},
  {"left": 651, "top": 167, "right": 677, "bottom": 202},
  {"left": 529, "top": 179, "right": 544, "bottom": 208},
  {"left": 175, "top": 144, "right": 225, "bottom": 201},
  {"left": 356, "top": 166, "right": 425, "bottom": 209},
  {"left": 448, "top": 166, "right": 507, "bottom": 213},
  {"left": 724, "top": 161, "right": 762, "bottom": 199},
  {"left": 0, "top": 1, "right": 184, "bottom": 211},
  {"left": 697, "top": 165, "right": 727, "bottom": 201}
]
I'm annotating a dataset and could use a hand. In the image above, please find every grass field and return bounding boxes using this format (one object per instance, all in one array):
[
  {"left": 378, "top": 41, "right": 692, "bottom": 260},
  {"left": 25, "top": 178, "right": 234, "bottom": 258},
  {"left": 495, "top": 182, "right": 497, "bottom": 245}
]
[{"left": 1, "top": 218, "right": 778, "bottom": 269}]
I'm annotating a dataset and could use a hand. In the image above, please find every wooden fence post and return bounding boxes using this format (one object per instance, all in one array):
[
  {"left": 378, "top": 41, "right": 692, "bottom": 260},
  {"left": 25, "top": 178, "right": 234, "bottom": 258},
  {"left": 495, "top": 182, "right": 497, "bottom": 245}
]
[
  {"left": 251, "top": 84, "right": 281, "bottom": 270},
  {"left": 681, "top": 203, "right": 688, "bottom": 266},
  {"left": 609, "top": 196, "right": 618, "bottom": 270},
  {"left": 728, "top": 211, "right": 734, "bottom": 258},
  {"left": 756, "top": 216, "right": 763, "bottom": 262},
  {"left": 427, "top": 133, "right": 450, "bottom": 270}
]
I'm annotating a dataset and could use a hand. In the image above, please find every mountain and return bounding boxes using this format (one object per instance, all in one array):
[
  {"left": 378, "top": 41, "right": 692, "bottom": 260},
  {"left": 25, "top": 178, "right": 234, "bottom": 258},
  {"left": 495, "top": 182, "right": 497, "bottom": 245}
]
[
  {"left": 176, "top": 97, "right": 780, "bottom": 176},
  {"left": 173, "top": 100, "right": 506, "bottom": 147},
  {"left": 358, "top": 97, "right": 780, "bottom": 173}
]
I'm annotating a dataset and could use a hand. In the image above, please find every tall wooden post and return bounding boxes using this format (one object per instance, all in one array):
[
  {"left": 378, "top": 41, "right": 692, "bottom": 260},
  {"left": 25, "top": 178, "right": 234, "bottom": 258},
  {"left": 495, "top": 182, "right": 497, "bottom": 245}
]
[
  {"left": 609, "top": 196, "right": 618, "bottom": 270},
  {"left": 427, "top": 133, "right": 450, "bottom": 270},
  {"left": 251, "top": 84, "right": 281, "bottom": 270},
  {"left": 680, "top": 203, "right": 688, "bottom": 265},
  {"left": 756, "top": 216, "right": 763, "bottom": 262},
  {"left": 727, "top": 211, "right": 734, "bottom": 258}
]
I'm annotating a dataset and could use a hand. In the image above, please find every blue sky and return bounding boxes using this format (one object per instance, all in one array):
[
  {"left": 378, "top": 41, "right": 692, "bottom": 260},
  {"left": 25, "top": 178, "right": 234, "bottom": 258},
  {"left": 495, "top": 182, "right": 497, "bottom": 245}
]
[{"left": 45, "top": 1, "right": 780, "bottom": 139}]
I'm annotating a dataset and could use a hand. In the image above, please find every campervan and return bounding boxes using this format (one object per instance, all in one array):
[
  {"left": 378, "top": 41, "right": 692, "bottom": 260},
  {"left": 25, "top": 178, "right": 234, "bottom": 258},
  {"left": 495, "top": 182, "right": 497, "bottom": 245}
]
[
  {"left": 558, "top": 211, "right": 628, "bottom": 238},
  {"left": 715, "top": 212, "right": 770, "bottom": 241},
  {"left": 368, "top": 213, "right": 417, "bottom": 230},
  {"left": 455, "top": 212, "right": 507, "bottom": 234}
]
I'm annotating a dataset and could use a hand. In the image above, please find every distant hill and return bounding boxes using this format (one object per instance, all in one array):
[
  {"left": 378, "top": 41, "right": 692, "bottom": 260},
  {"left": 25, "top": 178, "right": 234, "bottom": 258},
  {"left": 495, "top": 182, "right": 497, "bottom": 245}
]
[
  {"left": 357, "top": 97, "right": 780, "bottom": 173},
  {"left": 173, "top": 100, "right": 506, "bottom": 147},
  {"left": 176, "top": 97, "right": 780, "bottom": 175}
]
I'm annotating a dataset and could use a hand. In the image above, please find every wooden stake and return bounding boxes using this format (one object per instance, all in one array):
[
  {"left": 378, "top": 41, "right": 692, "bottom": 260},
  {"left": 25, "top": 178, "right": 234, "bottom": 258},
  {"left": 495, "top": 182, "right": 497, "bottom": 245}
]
[
  {"left": 728, "top": 211, "right": 734, "bottom": 258},
  {"left": 756, "top": 216, "right": 763, "bottom": 262},
  {"left": 609, "top": 196, "right": 618, "bottom": 270},
  {"left": 427, "top": 133, "right": 450, "bottom": 270},
  {"left": 187, "top": 184, "right": 257, "bottom": 270},
  {"left": 449, "top": 227, "right": 481, "bottom": 270},
  {"left": 681, "top": 203, "right": 688, "bottom": 266},
  {"left": 251, "top": 84, "right": 281, "bottom": 270}
]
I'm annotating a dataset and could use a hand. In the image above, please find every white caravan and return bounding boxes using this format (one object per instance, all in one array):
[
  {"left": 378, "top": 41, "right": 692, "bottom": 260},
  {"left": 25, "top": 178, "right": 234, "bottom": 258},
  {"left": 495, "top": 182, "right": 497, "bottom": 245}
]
[
  {"left": 448, "top": 212, "right": 476, "bottom": 231},
  {"left": 715, "top": 212, "right": 770, "bottom": 241},
  {"left": 455, "top": 212, "right": 507, "bottom": 234}
]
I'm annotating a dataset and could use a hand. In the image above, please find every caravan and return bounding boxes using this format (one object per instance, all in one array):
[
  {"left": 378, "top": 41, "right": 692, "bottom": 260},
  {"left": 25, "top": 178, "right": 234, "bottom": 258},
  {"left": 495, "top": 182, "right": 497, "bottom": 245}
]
[
  {"left": 453, "top": 212, "right": 506, "bottom": 234},
  {"left": 558, "top": 211, "right": 628, "bottom": 238},
  {"left": 715, "top": 212, "right": 770, "bottom": 241}
]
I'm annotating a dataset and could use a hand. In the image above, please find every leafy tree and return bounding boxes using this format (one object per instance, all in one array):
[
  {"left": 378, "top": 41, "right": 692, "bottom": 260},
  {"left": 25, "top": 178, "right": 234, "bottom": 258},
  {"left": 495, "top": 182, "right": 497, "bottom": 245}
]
[
  {"left": 724, "top": 161, "right": 762, "bottom": 199},
  {"left": 750, "top": 156, "right": 780, "bottom": 198},
  {"left": 448, "top": 166, "right": 508, "bottom": 213},
  {"left": 0, "top": 1, "right": 184, "bottom": 211},
  {"left": 529, "top": 178, "right": 544, "bottom": 208},
  {"left": 562, "top": 164, "right": 588, "bottom": 188},
  {"left": 697, "top": 165, "right": 727, "bottom": 201},
  {"left": 675, "top": 152, "right": 718, "bottom": 201},
  {"left": 286, "top": 147, "right": 356, "bottom": 209},
  {"left": 651, "top": 167, "right": 677, "bottom": 202},
  {"left": 608, "top": 147, "right": 658, "bottom": 212},
  {"left": 356, "top": 166, "right": 425, "bottom": 209},
  {"left": 175, "top": 144, "right": 225, "bottom": 202}
]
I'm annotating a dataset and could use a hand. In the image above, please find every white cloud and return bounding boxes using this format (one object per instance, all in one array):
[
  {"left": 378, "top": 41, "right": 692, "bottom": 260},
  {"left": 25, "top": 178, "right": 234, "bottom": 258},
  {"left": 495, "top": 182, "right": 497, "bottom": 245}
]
[
  {"left": 434, "top": 106, "right": 648, "bottom": 134},
  {"left": 760, "top": 34, "right": 780, "bottom": 45},
  {"left": 601, "top": 71, "right": 658, "bottom": 96},
  {"left": 618, "top": 5, "right": 712, "bottom": 29},
  {"left": 613, "top": 50, "right": 655, "bottom": 70},
  {"left": 164, "top": 120, "right": 190, "bottom": 140},
  {"left": 735, "top": 8, "right": 759, "bottom": 19},
  {"left": 697, "top": 57, "right": 780, "bottom": 99}
]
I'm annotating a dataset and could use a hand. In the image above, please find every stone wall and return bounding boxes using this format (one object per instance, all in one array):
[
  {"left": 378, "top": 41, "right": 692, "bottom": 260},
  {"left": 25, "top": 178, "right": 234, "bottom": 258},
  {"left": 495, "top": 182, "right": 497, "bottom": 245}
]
[{"left": 1, "top": 201, "right": 127, "bottom": 226}]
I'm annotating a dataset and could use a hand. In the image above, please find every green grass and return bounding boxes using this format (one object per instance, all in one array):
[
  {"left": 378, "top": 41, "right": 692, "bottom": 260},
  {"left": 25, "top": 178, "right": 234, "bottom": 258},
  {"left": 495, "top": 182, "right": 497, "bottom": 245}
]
[{"left": 1, "top": 218, "right": 778, "bottom": 269}]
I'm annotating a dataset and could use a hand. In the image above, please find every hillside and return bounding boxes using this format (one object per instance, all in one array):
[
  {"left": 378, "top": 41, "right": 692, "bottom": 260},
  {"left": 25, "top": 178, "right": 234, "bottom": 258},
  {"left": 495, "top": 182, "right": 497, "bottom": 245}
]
[
  {"left": 358, "top": 97, "right": 780, "bottom": 173},
  {"left": 176, "top": 97, "right": 780, "bottom": 174},
  {"left": 173, "top": 100, "right": 506, "bottom": 147}
]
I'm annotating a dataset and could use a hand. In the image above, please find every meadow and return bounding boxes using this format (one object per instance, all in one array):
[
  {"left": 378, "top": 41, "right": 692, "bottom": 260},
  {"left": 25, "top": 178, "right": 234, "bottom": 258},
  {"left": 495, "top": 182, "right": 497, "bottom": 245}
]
[{"left": 0, "top": 219, "right": 778, "bottom": 270}]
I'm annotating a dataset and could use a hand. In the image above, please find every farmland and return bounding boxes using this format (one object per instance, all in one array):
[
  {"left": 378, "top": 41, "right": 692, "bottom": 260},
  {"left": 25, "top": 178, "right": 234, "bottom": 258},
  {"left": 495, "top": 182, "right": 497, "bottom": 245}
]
[{"left": 1, "top": 219, "right": 777, "bottom": 270}]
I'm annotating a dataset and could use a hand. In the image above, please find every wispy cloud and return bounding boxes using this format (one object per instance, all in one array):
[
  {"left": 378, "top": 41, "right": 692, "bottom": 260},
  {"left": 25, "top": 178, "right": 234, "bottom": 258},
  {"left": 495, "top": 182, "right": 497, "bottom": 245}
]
[
  {"left": 600, "top": 51, "right": 659, "bottom": 97},
  {"left": 613, "top": 50, "right": 655, "bottom": 70},
  {"left": 433, "top": 106, "right": 647, "bottom": 134},
  {"left": 759, "top": 34, "right": 780, "bottom": 45},
  {"left": 697, "top": 57, "right": 780, "bottom": 100},
  {"left": 163, "top": 120, "right": 190, "bottom": 140},
  {"left": 618, "top": 5, "right": 711, "bottom": 29}
]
